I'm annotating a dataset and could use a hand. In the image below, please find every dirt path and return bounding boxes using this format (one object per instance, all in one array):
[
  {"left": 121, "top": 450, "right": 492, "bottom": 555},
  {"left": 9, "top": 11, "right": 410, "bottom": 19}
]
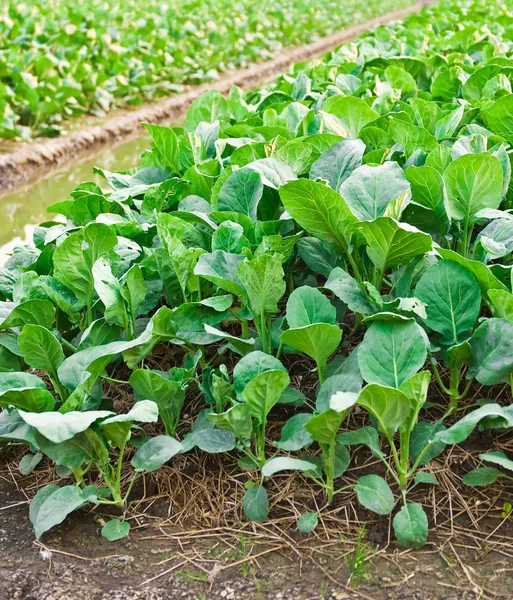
[{"left": 0, "top": 3, "right": 425, "bottom": 195}]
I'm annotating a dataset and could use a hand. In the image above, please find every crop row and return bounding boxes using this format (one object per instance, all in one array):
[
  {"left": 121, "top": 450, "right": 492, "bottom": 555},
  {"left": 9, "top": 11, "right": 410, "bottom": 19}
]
[
  {"left": 2, "top": 0, "right": 513, "bottom": 548},
  {"left": 0, "top": 0, "right": 413, "bottom": 139}
]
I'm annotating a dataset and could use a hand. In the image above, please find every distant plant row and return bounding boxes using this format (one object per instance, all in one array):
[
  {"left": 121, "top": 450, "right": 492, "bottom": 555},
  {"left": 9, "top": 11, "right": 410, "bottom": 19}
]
[{"left": 0, "top": 0, "right": 412, "bottom": 139}]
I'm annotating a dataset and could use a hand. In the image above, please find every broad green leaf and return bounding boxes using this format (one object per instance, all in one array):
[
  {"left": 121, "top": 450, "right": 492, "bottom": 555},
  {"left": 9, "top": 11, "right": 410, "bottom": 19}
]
[
  {"left": 285, "top": 285, "right": 336, "bottom": 328},
  {"left": 276, "top": 413, "right": 314, "bottom": 451},
  {"left": 142, "top": 123, "right": 179, "bottom": 172},
  {"left": 463, "top": 467, "right": 505, "bottom": 486},
  {"left": 358, "top": 320, "right": 427, "bottom": 388},
  {"left": 437, "top": 248, "right": 508, "bottom": 297},
  {"left": 53, "top": 223, "right": 117, "bottom": 306},
  {"left": 405, "top": 165, "right": 449, "bottom": 231},
  {"left": 92, "top": 258, "right": 127, "bottom": 327},
  {"left": 0, "top": 299, "right": 55, "bottom": 331},
  {"left": 0, "top": 387, "right": 55, "bottom": 413},
  {"left": 233, "top": 351, "right": 287, "bottom": 397},
  {"left": 18, "top": 325, "right": 65, "bottom": 379},
  {"left": 354, "top": 474, "right": 394, "bottom": 515},
  {"left": 443, "top": 153, "right": 503, "bottom": 222},
  {"left": 337, "top": 426, "right": 384, "bottom": 459},
  {"left": 486, "top": 95, "right": 513, "bottom": 144},
  {"left": 131, "top": 435, "right": 183, "bottom": 472},
  {"left": 237, "top": 253, "right": 285, "bottom": 317},
  {"left": 393, "top": 504, "right": 428, "bottom": 549},
  {"left": 261, "top": 457, "right": 317, "bottom": 477},
  {"left": 340, "top": 162, "right": 411, "bottom": 222},
  {"left": 488, "top": 289, "right": 513, "bottom": 320},
  {"left": 101, "top": 519, "right": 130, "bottom": 542},
  {"left": 415, "top": 260, "right": 481, "bottom": 345},
  {"left": 129, "top": 370, "right": 185, "bottom": 435},
  {"left": 242, "top": 486, "right": 269, "bottom": 523},
  {"left": 322, "top": 95, "right": 378, "bottom": 138},
  {"left": 359, "top": 218, "right": 432, "bottom": 273},
  {"left": 281, "top": 323, "right": 341, "bottom": 366},
  {"left": 436, "top": 404, "right": 513, "bottom": 445},
  {"left": 242, "top": 369, "right": 290, "bottom": 424},
  {"left": 357, "top": 384, "right": 411, "bottom": 438},
  {"left": 100, "top": 400, "right": 159, "bottom": 426},
  {"left": 217, "top": 168, "right": 263, "bottom": 220},
  {"left": 212, "top": 222, "right": 251, "bottom": 254},
  {"left": 208, "top": 404, "right": 253, "bottom": 439},
  {"left": 325, "top": 267, "right": 374, "bottom": 315},
  {"left": 185, "top": 90, "right": 230, "bottom": 132},
  {"left": 414, "top": 472, "right": 439, "bottom": 486},
  {"left": 194, "top": 251, "right": 247, "bottom": 301},
  {"left": 19, "top": 409, "right": 113, "bottom": 443},
  {"left": 30, "top": 485, "right": 88, "bottom": 540},
  {"left": 297, "top": 512, "right": 318, "bottom": 534},
  {"left": 19, "top": 452, "right": 43, "bottom": 475},
  {"left": 309, "top": 139, "right": 365, "bottom": 190},
  {"left": 479, "top": 451, "right": 513, "bottom": 472},
  {"left": 305, "top": 409, "right": 343, "bottom": 446},
  {"left": 469, "top": 318, "right": 513, "bottom": 385},
  {"left": 280, "top": 179, "right": 357, "bottom": 250}
]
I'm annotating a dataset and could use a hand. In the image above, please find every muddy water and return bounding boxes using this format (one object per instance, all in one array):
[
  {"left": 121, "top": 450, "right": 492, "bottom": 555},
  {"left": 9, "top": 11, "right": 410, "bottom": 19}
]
[{"left": 0, "top": 136, "right": 149, "bottom": 260}]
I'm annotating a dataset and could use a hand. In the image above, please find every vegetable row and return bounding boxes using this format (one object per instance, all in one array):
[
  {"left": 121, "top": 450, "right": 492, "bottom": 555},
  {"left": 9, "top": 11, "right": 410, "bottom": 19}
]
[{"left": 2, "top": 0, "right": 513, "bottom": 548}]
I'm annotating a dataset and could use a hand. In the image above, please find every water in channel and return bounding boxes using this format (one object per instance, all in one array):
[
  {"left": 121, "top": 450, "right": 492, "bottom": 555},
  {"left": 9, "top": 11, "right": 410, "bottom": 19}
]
[{"left": 0, "top": 136, "right": 150, "bottom": 261}]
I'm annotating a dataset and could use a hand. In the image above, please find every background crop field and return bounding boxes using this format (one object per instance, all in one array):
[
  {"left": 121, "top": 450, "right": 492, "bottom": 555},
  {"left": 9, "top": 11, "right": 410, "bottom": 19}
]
[{"left": 0, "top": 0, "right": 413, "bottom": 139}]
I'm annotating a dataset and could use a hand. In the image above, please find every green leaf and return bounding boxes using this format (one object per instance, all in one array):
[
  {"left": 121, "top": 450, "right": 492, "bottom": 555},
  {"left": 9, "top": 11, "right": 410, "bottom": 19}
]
[
  {"left": 18, "top": 324, "right": 65, "bottom": 379},
  {"left": 20, "top": 409, "right": 113, "bottom": 443},
  {"left": 142, "top": 123, "right": 179, "bottom": 172},
  {"left": 261, "top": 457, "right": 318, "bottom": 477},
  {"left": 281, "top": 323, "right": 341, "bottom": 367},
  {"left": 280, "top": 179, "right": 357, "bottom": 250},
  {"left": 463, "top": 467, "right": 504, "bottom": 487},
  {"left": 129, "top": 370, "right": 185, "bottom": 435},
  {"left": 131, "top": 435, "right": 183, "bottom": 472},
  {"left": 359, "top": 217, "right": 432, "bottom": 273},
  {"left": 276, "top": 413, "right": 314, "bottom": 451},
  {"left": 405, "top": 165, "right": 449, "bottom": 231},
  {"left": 100, "top": 400, "right": 159, "bottom": 425},
  {"left": 479, "top": 451, "right": 513, "bottom": 472},
  {"left": 485, "top": 95, "right": 513, "bottom": 144},
  {"left": 354, "top": 474, "right": 394, "bottom": 515},
  {"left": 242, "top": 486, "right": 269, "bottom": 523},
  {"left": 242, "top": 369, "right": 290, "bottom": 424},
  {"left": 286, "top": 286, "right": 336, "bottom": 328},
  {"left": 194, "top": 251, "right": 247, "bottom": 301},
  {"left": 53, "top": 223, "right": 117, "bottom": 306},
  {"left": 101, "top": 519, "right": 130, "bottom": 542},
  {"left": 217, "top": 168, "right": 263, "bottom": 219},
  {"left": 357, "top": 384, "right": 411, "bottom": 438},
  {"left": 337, "top": 426, "right": 384, "bottom": 459},
  {"left": 444, "top": 153, "right": 503, "bottom": 222},
  {"left": 92, "top": 258, "right": 127, "bottom": 327},
  {"left": 30, "top": 485, "right": 88, "bottom": 539},
  {"left": 297, "top": 512, "right": 318, "bottom": 534},
  {"left": 436, "top": 404, "right": 513, "bottom": 445},
  {"left": 19, "top": 452, "right": 43, "bottom": 475},
  {"left": 437, "top": 248, "right": 508, "bottom": 297},
  {"left": 309, "top": 139, "right": 365, "bottom": 191},
  {"left": 415, "top": 260, "right": 481, "bottom": 345},
  {"left": 340, "top": 162, "right": 410, "bottom": 222},
  {"left": 0, "top": 387, "right": 55, "bottom": 413},
  {"left": 208, "top": 404, "right": 253, "bottom": 439},
  {"left": 305, "top": 410, "right": 343, "bottom": 446},
  {"left": 325, "top": 267, "right": 374, "bottom": 315},
  {"left": 185, "top": 89, "right": 230, "bottom": 132},
  {"left": 414, "top": 472, "right": 438, "bottom": 486},
  {"left": 393, "top": 504, "right": 428, "bottom": 549},
  {"left": 233, "top": 351, "right": 287, "bottom": 398},
  {"left": 212, "top": 222, "right": 251, "bottom": 254},
  {"left": 237, "top": 253, "right": 285, "bottom": 317},
  {"left": 322, "top": 95, "right": 378, "bottom": 138},
  {"left": 0, "top": 299, "right": 55, "bottom": 331},
  {"left": 409, "top": 421, "right": 446, "bottom": 466},
  {"left": 469, "top": 318, "right": 513, "bottom": 385},
  {"left": 358, "top": 319, "right": 427, "bottom": 388}
]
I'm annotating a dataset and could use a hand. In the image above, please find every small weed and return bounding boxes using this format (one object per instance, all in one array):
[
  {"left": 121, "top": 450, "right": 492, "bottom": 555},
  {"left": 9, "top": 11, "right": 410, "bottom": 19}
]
[
  {"left": 176, "top": 570, "right": 208, "bottom": 583},
  {"left": 347, "top": 526, "right": 374, "bottom": 588}
]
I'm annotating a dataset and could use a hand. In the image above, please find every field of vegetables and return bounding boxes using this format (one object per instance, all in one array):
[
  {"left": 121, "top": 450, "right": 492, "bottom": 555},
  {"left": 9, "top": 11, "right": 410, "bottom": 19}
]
[
  {"left": 4, "top": 0, "right": 513, "bottom": 596},
  {"left": 0, "top": 0, "right": 413, "bottom": 140}
]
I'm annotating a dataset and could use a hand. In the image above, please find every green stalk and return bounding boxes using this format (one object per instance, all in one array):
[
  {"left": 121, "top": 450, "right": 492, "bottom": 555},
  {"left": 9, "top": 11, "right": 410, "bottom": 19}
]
[
  {"left": 324, "top": 441, "right": 335, "bottom": 504},
  {"left": 241, "top": 318, "right": 249, "bottom": 339},
  {"left": 316, "top": 360, "right": 327, "bottom": 385}
]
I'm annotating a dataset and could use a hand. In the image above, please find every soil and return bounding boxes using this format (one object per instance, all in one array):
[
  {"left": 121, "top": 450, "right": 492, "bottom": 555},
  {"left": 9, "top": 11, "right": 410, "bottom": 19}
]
[{"left": 0, "top": 3, "right": 426, "bottom": 196}]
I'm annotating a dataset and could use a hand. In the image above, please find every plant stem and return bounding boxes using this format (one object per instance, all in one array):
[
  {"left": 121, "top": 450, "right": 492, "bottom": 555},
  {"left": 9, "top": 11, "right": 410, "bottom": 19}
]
[
  {"left": 317, "top": 360, "right": 327, "bottom": 385},
  {"left": 325, "top": 441, "right": 335, "bottom": 504}
]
